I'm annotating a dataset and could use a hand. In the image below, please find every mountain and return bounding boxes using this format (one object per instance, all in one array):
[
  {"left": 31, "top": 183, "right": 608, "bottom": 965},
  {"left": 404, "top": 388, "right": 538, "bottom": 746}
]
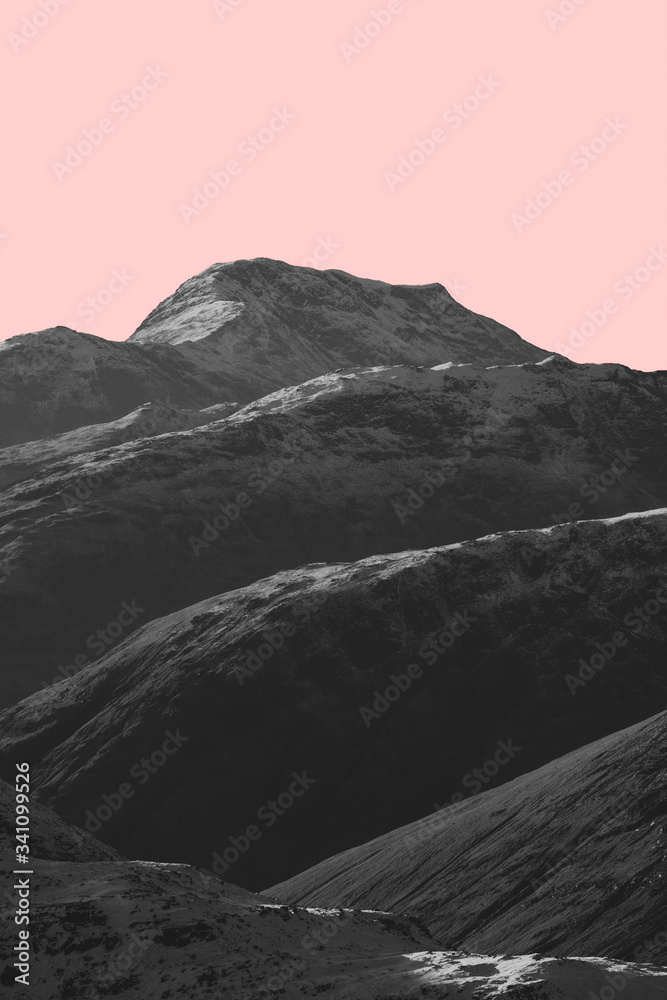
[
  {"left": 0, "top": 358, "right": 665, "bottom": 706},
  {"left": 0, "top": 258, "right": 552, "bottom": 448},
  {"left": 129, "top": 256, "right": 551, "bottom": 371},
  {"left": 2, "top": 257, "right": 666, "bottom": 995},
  {"left": 2, "top": 507, "right": 666, "bottom": 893},
  {"left": 271, "top": 709, "right": 667, "bottom": 966}
]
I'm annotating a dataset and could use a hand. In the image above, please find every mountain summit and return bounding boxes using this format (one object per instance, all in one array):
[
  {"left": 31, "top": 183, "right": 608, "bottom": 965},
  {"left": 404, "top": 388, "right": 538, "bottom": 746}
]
[{"left": 130, "top": 257, "right": 551, "bottom": 369}]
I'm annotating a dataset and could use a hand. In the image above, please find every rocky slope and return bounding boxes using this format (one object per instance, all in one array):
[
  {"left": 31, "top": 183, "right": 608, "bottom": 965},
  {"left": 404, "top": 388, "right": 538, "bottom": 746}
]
[
  {"left": 130, "top": 256, "right": 551, "bottom": 370},
  {"left": 4, "top": 857, "right": 665, "bottom": 999},
  {"left": 0, "top": 358, "right": 665, "bottom": 705},
  {"left": 271, "top": 709, "right": 667, "bottom": 965},
  {"left": 2, "top": 508, "right": 667, "bottom": 895},
  {"left": 0, "top": 258, "right": 552, "bottom": 448},
  {"left": 0, "top": 400, "right": 239, "bottom": 489}
]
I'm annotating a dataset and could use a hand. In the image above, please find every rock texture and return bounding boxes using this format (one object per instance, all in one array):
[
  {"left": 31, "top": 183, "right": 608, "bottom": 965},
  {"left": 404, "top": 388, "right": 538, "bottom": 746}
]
[
  {"left": 0, "top": 358, "right": 665, "bottom": 705},
  {"left": 271, "top": 709, "right": 667, "bottom": 965},
  {"left": 3, "top": 856, "right": 665, "bottom": 999},
  {"left": 4, "top": 780, "right": 663, "bottom": 998},
  {"left": 130, "top": 257, "right": 551, "bottom": 373},
  {"left": 2, "top": 508, "right": 667, "bottom": 896}
]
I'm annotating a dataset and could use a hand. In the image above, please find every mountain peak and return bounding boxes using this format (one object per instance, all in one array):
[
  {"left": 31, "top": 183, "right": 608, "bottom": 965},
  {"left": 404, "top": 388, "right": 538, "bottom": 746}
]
[{"left": 129, "top": 258, "right": 551, "bottom": 379}]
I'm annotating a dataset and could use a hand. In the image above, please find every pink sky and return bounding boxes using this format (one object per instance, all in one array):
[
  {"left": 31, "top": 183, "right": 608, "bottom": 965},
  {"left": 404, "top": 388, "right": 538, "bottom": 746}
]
[{"left": 1, "top": 0, "right": 665, "bottom": 370}]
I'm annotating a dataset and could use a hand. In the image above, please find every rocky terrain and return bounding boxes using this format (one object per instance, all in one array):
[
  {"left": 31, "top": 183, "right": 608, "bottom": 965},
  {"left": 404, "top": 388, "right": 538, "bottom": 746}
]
[
  {"left": 2, "top": 769, "right": 666, "bottom": 998},
  {"left": 1, "top": 782, "right": 666, "bottom": 999},
  {"left": 4, "top": 853, "right": 666, "bottom": 999},
  {"left": 1, "top": 358, "right": 666, "bottom": 705},
  {"left": 131, "top": 256, "right": 551, "bottom": 375}
]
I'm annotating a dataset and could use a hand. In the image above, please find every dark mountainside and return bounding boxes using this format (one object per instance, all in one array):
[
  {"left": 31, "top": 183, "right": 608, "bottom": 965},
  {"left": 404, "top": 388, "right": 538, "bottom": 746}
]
[
  {"left": 1, "top": 509, "right": 666, "bottom": 892},
  {"left": 0, "top": 360, "right": 665, "bottom": 706},
  {"left": 1, "top": 258, "right": 666, "bottom": 996},
  {"left": 0, "top": 776, "right": 121, "bottom": 864},
  {"left": 270, "top": 709, "right": 667, "bottom": 964}
]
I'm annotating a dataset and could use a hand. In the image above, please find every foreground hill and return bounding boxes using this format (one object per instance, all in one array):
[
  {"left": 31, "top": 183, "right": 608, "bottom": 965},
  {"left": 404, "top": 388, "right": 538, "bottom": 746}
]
[
  {"left": 271, "top": 709, "right": 667, "bottom": 965},
  {"left": 0, "top": 358, "right": 666, "bottom": 704},
  {"left": 3, "top": 857, "right": 665, "bottom": 998},
  {"left": 2, "top": 779, "right": 661, "bottom": 997},
  {"left": 2, "top": 508, "right": 666, "bottom": 892},
  {"left": 0, "top": 258, "right": 551, "bottom": 447}
]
